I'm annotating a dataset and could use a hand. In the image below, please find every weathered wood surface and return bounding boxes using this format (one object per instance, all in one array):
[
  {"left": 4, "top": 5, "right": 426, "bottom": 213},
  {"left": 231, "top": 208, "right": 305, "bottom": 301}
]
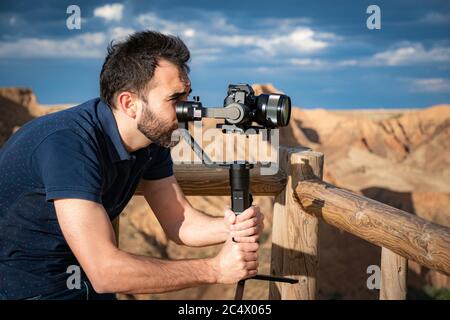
[
  {"left": 270, "top": 148, "right": 323, "bottom": 300},
  {"left": 134, "top": 163, "right": 287, "bottom": 196},
  {"left": 380, "top": 247, "right": 408, "bottom": 300},
  {"left": 296, "top": 179, "right": 450, "bottom": 276}
]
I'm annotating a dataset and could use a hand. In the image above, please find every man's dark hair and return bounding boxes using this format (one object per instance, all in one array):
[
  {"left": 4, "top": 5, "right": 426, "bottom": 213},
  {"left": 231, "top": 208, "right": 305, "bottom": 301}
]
[{"left": 100, "top": 30, "right": 190, "bottom": 108}]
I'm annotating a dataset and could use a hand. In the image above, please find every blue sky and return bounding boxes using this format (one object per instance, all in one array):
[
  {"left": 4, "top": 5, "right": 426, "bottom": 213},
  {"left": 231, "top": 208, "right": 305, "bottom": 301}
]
[{"left": 0, "top": 0, "right": 449, "bottom": 109}]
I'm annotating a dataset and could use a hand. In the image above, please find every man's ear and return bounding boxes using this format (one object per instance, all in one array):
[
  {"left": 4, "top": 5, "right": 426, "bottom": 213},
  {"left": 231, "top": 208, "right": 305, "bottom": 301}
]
[{"left": 116, "top": 91, "right": 138, "bottom": 118}]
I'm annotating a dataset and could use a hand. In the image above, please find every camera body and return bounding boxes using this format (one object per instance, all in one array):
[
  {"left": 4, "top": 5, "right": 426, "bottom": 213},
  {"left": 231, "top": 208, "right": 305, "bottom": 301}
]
[{"left": 223, "top": 84, "right": 291, "bottom": 129}]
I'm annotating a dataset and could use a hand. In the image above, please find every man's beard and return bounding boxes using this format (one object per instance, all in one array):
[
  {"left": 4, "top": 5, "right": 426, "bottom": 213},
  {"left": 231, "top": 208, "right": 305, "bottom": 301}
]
[{"left": 137, "top": 103, "right": 180, "bottom": 148}]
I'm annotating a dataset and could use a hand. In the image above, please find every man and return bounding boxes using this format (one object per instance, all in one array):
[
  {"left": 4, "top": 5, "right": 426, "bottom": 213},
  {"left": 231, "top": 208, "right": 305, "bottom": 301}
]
[{"left": 0, "top": 31, "right": 264, "bottom": 300}]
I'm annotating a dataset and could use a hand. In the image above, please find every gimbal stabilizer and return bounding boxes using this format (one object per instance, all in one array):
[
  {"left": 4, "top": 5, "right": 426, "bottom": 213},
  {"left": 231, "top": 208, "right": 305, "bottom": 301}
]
[{"left": 176, "top": 84, "right": 298, "bottom": 300}]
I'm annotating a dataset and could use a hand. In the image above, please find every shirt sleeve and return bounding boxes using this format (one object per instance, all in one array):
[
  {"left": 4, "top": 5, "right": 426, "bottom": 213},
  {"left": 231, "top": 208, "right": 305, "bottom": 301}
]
[
  {"left": 31, "top": 129, "right": 103, "bottom": 203},
  {"left": 141, "top": 146, "right": 174, "bottom": 180}
]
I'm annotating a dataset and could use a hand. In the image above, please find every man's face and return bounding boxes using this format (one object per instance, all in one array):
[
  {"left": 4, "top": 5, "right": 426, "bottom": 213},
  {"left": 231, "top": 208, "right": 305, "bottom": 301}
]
[{"left": 136, "top": 59, "right": 191, "bottom": 148}]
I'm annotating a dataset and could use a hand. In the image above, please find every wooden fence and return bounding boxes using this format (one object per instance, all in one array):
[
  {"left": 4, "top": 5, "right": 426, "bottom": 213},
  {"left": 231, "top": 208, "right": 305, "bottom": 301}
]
[{"left": 120, "top": 146, "right": 450, "bottom": 300}]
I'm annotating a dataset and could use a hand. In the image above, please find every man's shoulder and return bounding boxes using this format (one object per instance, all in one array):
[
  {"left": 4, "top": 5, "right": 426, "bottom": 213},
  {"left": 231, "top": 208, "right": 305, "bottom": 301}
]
[
  {"left": 0, "top": 99, "right": 104, "bottom": 164},
  {"left": 36, "top": 128, "right": 94, "bottom": 149},
  {"left": 25, "top": 98, "right": 101, "bottom": 141},
  {"left": 42, "top": 97, "right": 101, "bottom": 125}
]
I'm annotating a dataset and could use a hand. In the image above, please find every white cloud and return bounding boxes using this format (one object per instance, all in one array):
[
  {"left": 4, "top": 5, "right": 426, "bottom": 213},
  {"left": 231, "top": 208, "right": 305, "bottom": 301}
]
[
  {"left": 0, "top": 27, "right": 140, "bottom": 59},
  {"left": 204, "top": 14, "right": 239, "bottom": 33},
  {"left": 136, "top": 12, "right": 237, "bottom": 36},
  {"left": 94, "top": 3, "right": 124, "bottom": 22},
  {"left": 257, "top": 17, "right": 313, "bottom": 29},
  {"left": 420, "top": 12, "right": 450, "bottom": 24},
  {"left": 136, "top": 12, "right": 188, "bottom": 34},
  {"left": 0, "top": 11, "right": 338, "bottom": 63},
  {"left": 368, "top": 43, "right": 450, "bottom": 66},
  {"left": 289, "top": 58, "right": 359, "bottom": 70},
  {"left": 135, "top": 12, "right": 336, "bottom": 61},
  {"left": 288, "top": 43, "right": 450, "bottom": 70},
  {"left": 204, "top": 28, "right": 330, "bottom": 55},
  {"left": 337, "top": 59, "right": 358, "bottom": 66},
  {"left": 290, "top": 58, "right": 326, "bottom": 69},
  {"left": 0, "top": 33, "right": 107, "bottom": 58},
  {"left": 189, "top": 47, "right": 223, "bottom": 64},
  {"left": 109, "top": 27, "right": 135, "bottom": 41},
  {"left": 183, "top": 28, "right": 196, "bottom": 38},
  {"left": 287, "top": 43, "right": 450, "bottom": 70},
  {"left": 411, "top": 78, "right": 450, "bottom": 93},
  {"left": 254, "top": 66, "right": 271, "bottom": 73}
]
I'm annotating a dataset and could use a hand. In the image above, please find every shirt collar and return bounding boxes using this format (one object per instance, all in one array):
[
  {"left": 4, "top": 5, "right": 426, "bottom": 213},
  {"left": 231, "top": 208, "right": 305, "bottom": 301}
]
[{"left": 97, "top": 99, "right": 132, "bottom": 162}]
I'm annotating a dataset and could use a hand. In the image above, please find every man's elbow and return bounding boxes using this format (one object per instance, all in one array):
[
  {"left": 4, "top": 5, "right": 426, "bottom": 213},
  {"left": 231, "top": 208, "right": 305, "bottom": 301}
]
[
  {"left": 84, "top": 256, "right": 119, "bottom": 294},
  {"left": 172, "top": 226, "right": 204, "bottom": 247},
  {"left": 168, "top": 233, "right": 185, "bottom": 246},
  {"left": 166, "top": 221, "right": 189, "bottom": 246},
  {"left": 88, "top": 267, "right": 115, "bottom": 294}
]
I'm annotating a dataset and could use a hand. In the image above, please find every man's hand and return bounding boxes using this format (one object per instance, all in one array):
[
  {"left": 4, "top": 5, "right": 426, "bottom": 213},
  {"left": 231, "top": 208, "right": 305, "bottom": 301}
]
[
  {"left": 224, "top": 205, "right": 265, "bottom": 243},
  {"left": 210, "top": 237, "right": 259, "bottom": 284}
]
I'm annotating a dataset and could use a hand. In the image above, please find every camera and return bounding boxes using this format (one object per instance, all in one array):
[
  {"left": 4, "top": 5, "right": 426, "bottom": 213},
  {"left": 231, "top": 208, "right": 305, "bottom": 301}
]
[
  {"left": 176, "top": 83, "right": 291, "bottom": 130},
  {"left": 223, "top": 84, "right": 291, "bottom": 129}
]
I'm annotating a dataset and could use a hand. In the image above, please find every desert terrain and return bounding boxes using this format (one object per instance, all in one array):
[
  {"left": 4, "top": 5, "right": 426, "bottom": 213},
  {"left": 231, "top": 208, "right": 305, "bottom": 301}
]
[{"left": 0, "top": 86, "right": 448, "bottom": 299}]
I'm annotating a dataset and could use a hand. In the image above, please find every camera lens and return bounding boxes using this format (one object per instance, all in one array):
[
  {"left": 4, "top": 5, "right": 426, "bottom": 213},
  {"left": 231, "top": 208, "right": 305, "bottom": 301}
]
[
  {"left": 176, "top": 101, "right": 204, "bottom": 122},
  {"left": 279, "top": 95, "right": 291, "bottom": 127},
  {"left": 255, "top": 94, "right": 291, "bottom": 128}
]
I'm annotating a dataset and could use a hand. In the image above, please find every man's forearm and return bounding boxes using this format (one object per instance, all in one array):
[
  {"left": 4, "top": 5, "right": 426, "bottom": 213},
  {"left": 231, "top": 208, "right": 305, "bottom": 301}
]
[
  {"left": 178, "top": 207, "right": 228, "bottom": 247},
  {"left": 96, "top": 248, "right": 217, "bottom": 294}
]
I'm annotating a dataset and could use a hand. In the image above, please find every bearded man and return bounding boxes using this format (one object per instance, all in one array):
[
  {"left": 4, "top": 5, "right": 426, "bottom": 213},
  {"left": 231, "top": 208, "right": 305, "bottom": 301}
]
[{"left": 0, "top": 31, "right": 263, "bottom": 300}]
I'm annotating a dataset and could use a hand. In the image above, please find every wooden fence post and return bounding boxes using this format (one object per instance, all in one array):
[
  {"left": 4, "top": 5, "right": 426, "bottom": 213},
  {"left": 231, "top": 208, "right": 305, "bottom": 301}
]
[
  {"left": 269, "top": 147, "right": 324, "bottom": 300},
  {"left": 380, "top": 247, "right": 407, "bottom": 300}
]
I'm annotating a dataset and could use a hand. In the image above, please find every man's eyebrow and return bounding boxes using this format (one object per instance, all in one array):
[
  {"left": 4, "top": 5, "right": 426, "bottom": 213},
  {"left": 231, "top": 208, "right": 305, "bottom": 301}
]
[{"left": 168, "top": 88, "right": 192, "bottom": 100}]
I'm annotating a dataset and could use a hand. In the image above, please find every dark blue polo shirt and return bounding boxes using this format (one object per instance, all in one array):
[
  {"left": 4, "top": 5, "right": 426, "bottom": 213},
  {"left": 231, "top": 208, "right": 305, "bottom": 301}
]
[{"left": 0, "top": 98, "right": 173, "bottom": 299}]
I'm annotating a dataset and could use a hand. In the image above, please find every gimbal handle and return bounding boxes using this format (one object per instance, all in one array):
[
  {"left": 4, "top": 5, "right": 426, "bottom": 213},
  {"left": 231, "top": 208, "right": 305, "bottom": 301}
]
[{"left": 229, "top": 164, "right": 253, "bottom": 214}]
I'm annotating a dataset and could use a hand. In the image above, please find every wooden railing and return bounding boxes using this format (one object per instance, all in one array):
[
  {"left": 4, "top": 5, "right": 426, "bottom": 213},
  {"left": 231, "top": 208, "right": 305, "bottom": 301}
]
[{"left": 126, "top": 146, "right": 450, "bottom": 300}]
